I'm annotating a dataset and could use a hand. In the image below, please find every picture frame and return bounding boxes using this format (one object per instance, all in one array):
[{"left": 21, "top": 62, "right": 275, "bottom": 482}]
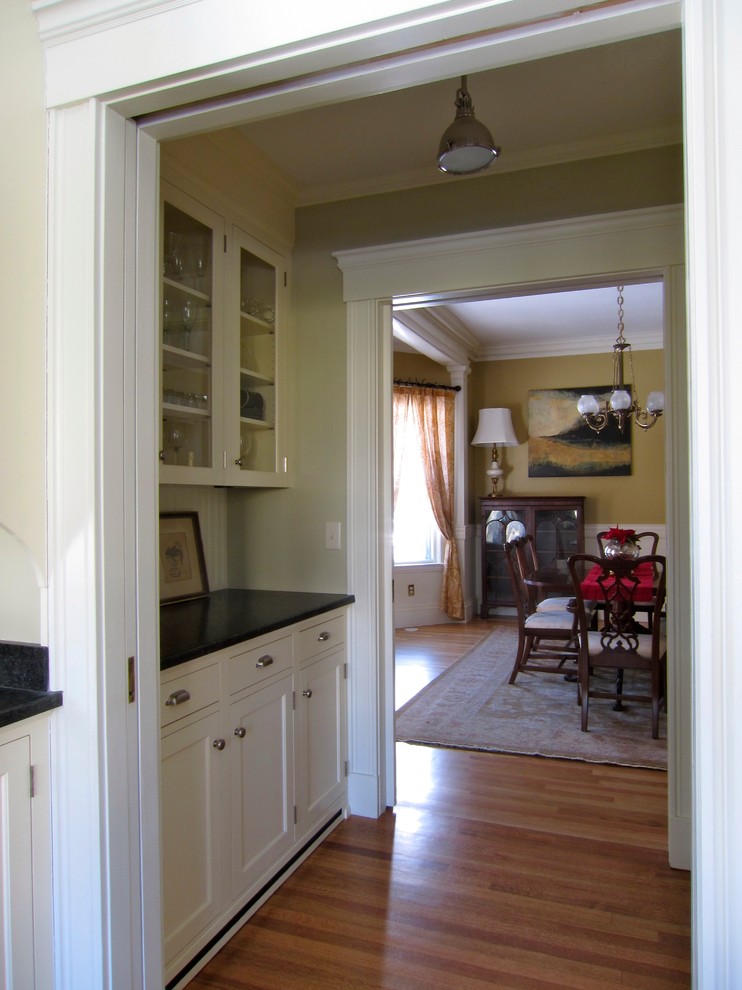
[
  {"left": 528, "top": 386, "right": 632, "bottom": 477},
  {"left": 159, "top": 511, "right": 210, "bottom": 604}
]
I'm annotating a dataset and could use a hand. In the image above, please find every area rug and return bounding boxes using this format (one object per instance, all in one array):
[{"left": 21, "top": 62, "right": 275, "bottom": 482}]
[{"left": 395, "top": 623, "right": 666, "bottom": 769}]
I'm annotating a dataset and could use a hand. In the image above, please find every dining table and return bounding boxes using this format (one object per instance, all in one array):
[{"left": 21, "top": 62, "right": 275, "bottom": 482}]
[{"left": 523, "top": 557, "right": 659, "bottom": 603}]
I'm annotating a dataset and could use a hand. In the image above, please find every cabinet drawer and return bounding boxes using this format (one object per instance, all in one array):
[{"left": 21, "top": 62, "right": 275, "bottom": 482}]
[
  {"left": 161, "top": 663, "right": 220, "bottom": 728},
  {"left": 228, "top": 634, "right": 293, "bottom": 695},
  {"left": 297, "top": 613, "right": 346, "bottom": 664}
]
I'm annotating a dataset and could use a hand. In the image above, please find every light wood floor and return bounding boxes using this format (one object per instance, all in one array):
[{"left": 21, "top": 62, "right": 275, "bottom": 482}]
[{"left": 188, "top": 621, "right": 690, "bottom": 990}]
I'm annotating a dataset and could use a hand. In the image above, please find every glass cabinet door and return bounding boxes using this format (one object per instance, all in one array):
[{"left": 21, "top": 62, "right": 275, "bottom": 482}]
[
  {"left": 534, "top": 509, "right": 579, "bottom": 564},
  {"left": 226, "top": 226, "right": 284, "bottom": 483},
  {"left": 160, "top": 188, "right": 223, "bottom": 481}
]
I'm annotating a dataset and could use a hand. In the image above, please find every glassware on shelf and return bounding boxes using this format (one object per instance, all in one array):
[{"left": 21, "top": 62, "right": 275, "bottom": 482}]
[
  {"left": 164, "top": 423, "right": 186, "bottom": 465},
  {"left": 182, "top": 300, "right": 194, "bottom": 351}
]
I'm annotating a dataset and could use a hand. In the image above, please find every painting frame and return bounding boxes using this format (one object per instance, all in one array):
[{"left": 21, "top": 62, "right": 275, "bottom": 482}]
[
  {"left": 159, "top": 511, "right": 210, "bottom": 604},
  {"left": 528, "top": 386, "right": 632, "bottom": 477}
]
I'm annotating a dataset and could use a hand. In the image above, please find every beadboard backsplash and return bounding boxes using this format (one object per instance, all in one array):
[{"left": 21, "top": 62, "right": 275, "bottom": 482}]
[{"left": 159, "top": 486, "right": 228, "bottom": 589}]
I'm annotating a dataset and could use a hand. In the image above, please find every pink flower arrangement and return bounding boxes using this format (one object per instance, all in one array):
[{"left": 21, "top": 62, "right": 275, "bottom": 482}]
[{"left": 605, "top": 526, "right": 638, "bottom": 546}]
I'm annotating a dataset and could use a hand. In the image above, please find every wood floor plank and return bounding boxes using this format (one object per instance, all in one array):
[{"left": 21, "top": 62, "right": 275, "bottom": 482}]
[{"left": 188, "top": 622, "right": 690, "bottom": 990}]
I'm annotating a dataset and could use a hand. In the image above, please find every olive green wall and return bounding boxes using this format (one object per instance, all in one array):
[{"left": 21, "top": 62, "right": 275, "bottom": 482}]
[
  {"left": 393, "top": 352, "right": 450, "bottom": 384},
  {"left": 469, "top": 351, "right": 666, "bottom": 525},
  {"left": 228, "top": 146, "right": 681, "bottom": 589}
]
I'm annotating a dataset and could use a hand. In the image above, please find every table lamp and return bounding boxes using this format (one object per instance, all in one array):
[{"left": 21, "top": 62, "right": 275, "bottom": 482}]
[{"left": 471, "top": 407, "right": 520, "bottom": 496}]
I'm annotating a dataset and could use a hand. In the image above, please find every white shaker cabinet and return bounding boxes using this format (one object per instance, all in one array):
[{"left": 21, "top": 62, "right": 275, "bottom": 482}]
[
  {"left": 160, "top": 608, "right": 348, "bottom": 988},
  {"left": 0, "top": 715, "right": 53, "bottom": 990},
  {"left": 159, "top": 181, "right": 289, "bottom": 488}
]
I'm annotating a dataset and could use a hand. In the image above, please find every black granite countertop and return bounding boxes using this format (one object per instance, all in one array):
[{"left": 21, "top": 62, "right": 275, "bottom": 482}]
[
  {"left": 0, "top": 642, "right": 63, "bottom": 729},
  {"left": 160, "top": 588, "right": 355, "bottom": 670}
]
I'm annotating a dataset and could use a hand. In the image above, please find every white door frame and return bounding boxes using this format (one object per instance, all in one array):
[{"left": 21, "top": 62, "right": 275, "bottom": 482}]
[
  {"left": 36, "top": 0, "right": 742, "bottom": 985},
  {"left": 335, "top": 207, "right": 689, "bottom": 859}
]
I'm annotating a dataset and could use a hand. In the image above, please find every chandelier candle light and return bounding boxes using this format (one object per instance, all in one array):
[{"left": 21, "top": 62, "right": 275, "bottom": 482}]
[
  {"left": 577, "top": 285, "right": 665, "bottom": 433},
  {"left": 471, "top": 408, "right": 520, "bottom": 496}
]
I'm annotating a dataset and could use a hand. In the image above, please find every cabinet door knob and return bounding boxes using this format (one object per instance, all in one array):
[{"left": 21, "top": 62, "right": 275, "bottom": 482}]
[
  {"left": 165, "top": 688, "right": 191, "bottom": 707},
  {"left": 302, "top": 689, "right": 313, "bottom": 699},
  {"left": 256, "top": 655, "right": 274, "bottom": 668},
  {"left": 159, "top": 450, "right": 166, "bottom": 462},
  {"left": 213, "top": 738, "right": 226, "bottom": 751},
  {"left": 317, "top": 632, "right": 330, "bottom": 642},
  {"left": 234, "top": 457, "right": 244, "bottom": 466},
  {"left": 234, "top": 727, "right": 246, "bottom": 738}
]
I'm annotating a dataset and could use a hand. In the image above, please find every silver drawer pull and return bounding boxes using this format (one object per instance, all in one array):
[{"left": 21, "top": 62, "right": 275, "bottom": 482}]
[
  {"left": 317, "top": 632, "right": 330, "bottom": 642},
  {"left": 256, "top": 655, "right": 274, "bottom": 668},
  {"left": 165, "top": 688, "right": 191, "bottom": 707}
]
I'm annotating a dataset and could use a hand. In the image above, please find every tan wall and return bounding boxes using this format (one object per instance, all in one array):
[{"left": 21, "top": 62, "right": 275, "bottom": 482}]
[
  {"left": 0, "top": 1, "right": 48, "bottom": 642},
  {"left": 469, "top": 351, "right": 666, "bottom": 524},
  {"left": 227, "top": 146, "right": 681, "bottom": 589}
]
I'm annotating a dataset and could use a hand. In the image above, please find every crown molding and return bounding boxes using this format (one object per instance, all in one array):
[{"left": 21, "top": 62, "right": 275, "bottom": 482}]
[
  {"left": 31, "top": 0, "right": 200, "bottom": 44},
  {"left": 473, "top": 328, "right": 664, "bottom": 361}
]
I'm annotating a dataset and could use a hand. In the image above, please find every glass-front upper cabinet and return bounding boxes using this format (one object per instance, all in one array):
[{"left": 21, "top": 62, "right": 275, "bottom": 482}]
[
  {"left": 159, "top": 183, "right": 224, "bottom": 483},
  {"left": 224, "top": 225, "right": 288, "bottom": 486}
]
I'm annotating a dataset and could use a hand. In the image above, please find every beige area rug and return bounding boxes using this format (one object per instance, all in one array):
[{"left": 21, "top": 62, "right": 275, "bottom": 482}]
[{"left": 395, "top": 623, "right": 666, "bottom": 769}]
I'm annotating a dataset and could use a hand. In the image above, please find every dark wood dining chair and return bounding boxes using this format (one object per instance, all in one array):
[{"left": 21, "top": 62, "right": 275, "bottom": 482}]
[
  {"left": 567, "top": 553, "right": 667, "bottom": 738},
  {"left": 595, "top": 530, "right": 660, "bottom": 629},
  {"left": 512, "top": 534, "right": 576, "bottom": 615},
  {"left": 504, "top": 539, "right": 579, "bottom": 684}
]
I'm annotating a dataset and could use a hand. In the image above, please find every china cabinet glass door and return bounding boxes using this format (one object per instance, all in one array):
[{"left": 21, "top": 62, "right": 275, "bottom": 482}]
[
  {"left": 160, "top": 185, "right": 223, "bottom": 482},
  {"left": 226, "top": 226, "right": 284, "bottom": 483}
]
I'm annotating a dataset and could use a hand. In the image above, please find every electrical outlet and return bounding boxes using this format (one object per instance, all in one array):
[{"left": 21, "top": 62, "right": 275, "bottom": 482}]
[
  {"left": 407, "top": 583, "right": 415, "bottom": 596},
  {"left": 325, "top": 522, "right": 342, "bottom": 550}
]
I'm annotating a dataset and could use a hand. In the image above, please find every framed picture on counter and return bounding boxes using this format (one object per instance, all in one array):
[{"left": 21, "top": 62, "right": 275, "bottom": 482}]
[{"left": 159, "top": 511, "right": 210, "bottom": 604}]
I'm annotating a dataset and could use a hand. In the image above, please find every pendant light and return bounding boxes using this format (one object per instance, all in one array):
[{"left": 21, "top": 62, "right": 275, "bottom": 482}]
[{"left": 437, "top": 75, "right": 500, "bottom": 175}]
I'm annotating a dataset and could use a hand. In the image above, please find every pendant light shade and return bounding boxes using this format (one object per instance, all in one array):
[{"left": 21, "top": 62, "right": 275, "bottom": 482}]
[{"left": 437, "top": 75, "right": 500, "bottom": 175}]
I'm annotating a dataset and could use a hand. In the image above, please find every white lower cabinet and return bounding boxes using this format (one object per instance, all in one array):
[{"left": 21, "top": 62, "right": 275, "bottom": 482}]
[
  {"left": 297, "top": 649, "right": 346, "bottom": 837},
  {"left": 160, "top": 608, "right": 348, "bottom": 987},
  {"left": 0, "top": 715, "right": 53, "bottom": 990},
  {"left": 229, "top": 675, "right": 294, "bottom": 900},
  {"left": 160, "top": 707, "right": 224, "bottom": 966}
]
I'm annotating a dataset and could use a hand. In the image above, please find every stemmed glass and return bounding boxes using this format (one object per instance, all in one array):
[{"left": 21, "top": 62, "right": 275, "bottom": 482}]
[
  {"left": 165, "top": 424, "right": 185, "bottom": 465},
  {"left": 182, "top": 300, "right": 194, "bottom": 351}
]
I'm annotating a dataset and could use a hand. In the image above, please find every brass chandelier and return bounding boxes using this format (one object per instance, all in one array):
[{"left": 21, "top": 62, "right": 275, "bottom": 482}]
[{"left": 577, "top": 286, "right": 664, "bottom": 434}]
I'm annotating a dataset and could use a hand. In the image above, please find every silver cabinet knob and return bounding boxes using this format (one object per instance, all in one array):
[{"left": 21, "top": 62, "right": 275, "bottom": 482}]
[
  {"left": 165, "top": 688, "right": 191, "bottom": 707},
  {"left": 302, "top": 689, "right": 313, "bottom": 699},
  {"left": 234, "top": 727, "right": 246, "bottom": 738},
  {"left": 213, "top": 738, "right": 226, "bottom": 750},
  {"left": 256, "top": 655, "right": 274, "bottom": 668},
  {"left": 317, "top": 632, "right": 330, "bottom": 642},
  {"left": 234, "top": 457, "right": 244, "bottom": 466}
]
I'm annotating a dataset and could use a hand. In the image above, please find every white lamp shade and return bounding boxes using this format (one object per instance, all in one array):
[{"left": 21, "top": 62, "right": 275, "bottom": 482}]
[
  {"left": 609, "top": 389, "right": 632, "bottom": 411},
  {"left": 646, "top": 391, "right": 665, "bottom": 413},
  {"left": 577, "top": 394, "right": 600, "bottom": 416},
  {"left": 471, "top": 408, "right": 519, "bottom": 447}
]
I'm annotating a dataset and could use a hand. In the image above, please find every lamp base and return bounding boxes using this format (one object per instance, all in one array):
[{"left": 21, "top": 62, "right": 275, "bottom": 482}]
[{"left": 486, "top": 460, "right": 504, "bottom": 497}]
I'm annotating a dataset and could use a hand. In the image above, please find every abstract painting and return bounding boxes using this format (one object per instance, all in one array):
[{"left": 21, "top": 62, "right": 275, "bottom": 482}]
[{"left": 528, "top": 386, "right": 632, "bottom": 477}]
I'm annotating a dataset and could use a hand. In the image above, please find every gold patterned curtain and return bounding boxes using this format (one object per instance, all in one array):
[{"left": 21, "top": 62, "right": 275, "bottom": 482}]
[{"left": 392, "top": 385, "right": 464, "bottom": 620}]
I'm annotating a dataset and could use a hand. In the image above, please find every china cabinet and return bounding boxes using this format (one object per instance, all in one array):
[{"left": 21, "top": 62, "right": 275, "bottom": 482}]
[
  {"left": 159, "top": 608, "right": 348, "bottom": 986},
  {"left": 159, "top": 182, "right": 288, "bottom": 487},
  {"left": 480, "top": 496, "right": 585, "bottom": 614}
]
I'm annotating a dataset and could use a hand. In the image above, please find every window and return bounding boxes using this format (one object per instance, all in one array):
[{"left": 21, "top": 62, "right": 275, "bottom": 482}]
[{"left": 393, "top": 399, "right": 444, "bottom": 564}]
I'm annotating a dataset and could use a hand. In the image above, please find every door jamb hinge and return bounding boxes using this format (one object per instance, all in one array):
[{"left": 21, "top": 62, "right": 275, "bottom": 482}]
[{"left": 128, "top": 656, "right": 136, "bottom": 703}]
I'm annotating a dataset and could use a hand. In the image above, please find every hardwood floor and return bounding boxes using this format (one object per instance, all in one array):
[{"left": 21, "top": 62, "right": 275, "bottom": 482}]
[
  {"left": 394, "top": 617, "right": 494, "bottom": 708},
  {"left": 188, "top": 621, "right": 690, "bottom": 990}
]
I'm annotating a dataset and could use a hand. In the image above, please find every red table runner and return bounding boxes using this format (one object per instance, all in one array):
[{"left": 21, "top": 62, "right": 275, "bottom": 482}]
[{"left": 580, "top": 561, "right": 656, "bottom": 603}]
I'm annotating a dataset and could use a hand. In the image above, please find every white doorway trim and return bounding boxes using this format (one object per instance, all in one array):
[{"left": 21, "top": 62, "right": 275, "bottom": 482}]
[{"left": 335, "top": 205, "right": 690, "bottom": 863}]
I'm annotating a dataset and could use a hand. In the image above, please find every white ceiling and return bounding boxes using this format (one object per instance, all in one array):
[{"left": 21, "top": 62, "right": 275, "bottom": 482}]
[{"left": 236, "top": 30, "right": 680, "bottom": 360}]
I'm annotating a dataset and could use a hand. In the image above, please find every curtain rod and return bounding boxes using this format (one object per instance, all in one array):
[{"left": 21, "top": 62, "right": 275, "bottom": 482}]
[{"left": 393, "top": 378, "right": 461, "bottom": 392}]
